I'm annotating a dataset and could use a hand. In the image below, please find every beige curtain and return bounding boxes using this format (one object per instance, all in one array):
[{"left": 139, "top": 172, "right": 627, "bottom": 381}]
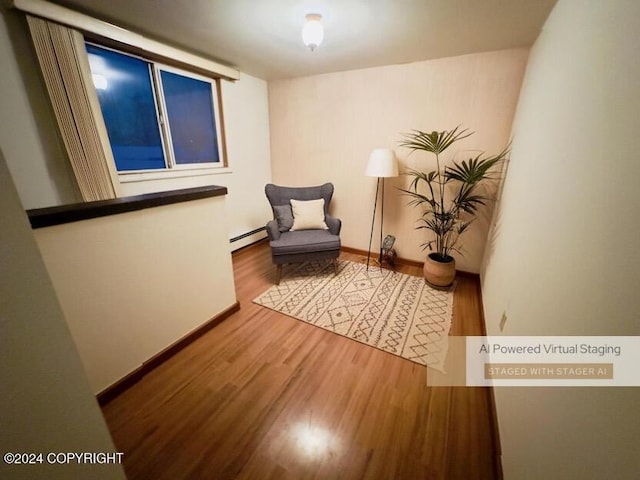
[{"left": 27, "top": 15, "right": 119, "bottom": 201}]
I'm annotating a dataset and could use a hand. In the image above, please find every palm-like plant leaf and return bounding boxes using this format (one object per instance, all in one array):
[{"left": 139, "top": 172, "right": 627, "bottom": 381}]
[
  {"left": 445, "top": 146, "right": 509, "bottom": 184},
  {"left": 399, "top": 125, "right": 472, "bottom": 155},
  {"left": 399, "top": 127, "right": 509, "bottom": 258}
]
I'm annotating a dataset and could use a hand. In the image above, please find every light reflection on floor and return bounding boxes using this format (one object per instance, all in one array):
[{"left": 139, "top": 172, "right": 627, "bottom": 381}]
[{"left": 290, "top": 422, "right": 340, "bottom": 460}]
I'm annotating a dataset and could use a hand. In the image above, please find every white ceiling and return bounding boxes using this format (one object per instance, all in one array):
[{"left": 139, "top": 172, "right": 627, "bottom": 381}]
[{"left": 51, "top": 0, "right": 558, "bottom": 80}]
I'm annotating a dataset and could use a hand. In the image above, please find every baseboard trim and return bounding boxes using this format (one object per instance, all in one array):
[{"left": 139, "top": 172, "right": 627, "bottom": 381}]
[
  {"left": 231, "top": 236, "right": 269, "bottom": 255},
  {"left": 97, "top": 301, "right": 240, "bottom": 406},
  {"left": 340, "top": 246, "right": 479, "bottom": 278}
]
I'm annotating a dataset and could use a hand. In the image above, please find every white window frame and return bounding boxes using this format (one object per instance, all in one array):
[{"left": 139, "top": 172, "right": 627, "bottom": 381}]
[
  {"left": 154, "top": 64, "right": 226, "bottom": 173},
  {"left": 86, "top": 42, "right": 229, "bottom": 182}
]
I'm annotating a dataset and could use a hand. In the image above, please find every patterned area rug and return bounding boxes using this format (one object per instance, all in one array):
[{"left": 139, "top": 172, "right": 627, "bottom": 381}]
[{"left": 253, "top": 260, "right": 454, "bottom": 371}]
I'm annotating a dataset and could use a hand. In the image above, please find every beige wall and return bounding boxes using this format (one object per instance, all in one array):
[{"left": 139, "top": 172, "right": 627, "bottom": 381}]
[
  {"left": 481, "top": 0, "right": 640, "bottom": 478},
  {"left": 1, "top": 5, "right": 271, "bottom": 249},
  {"left": 34, "top": 196, "right": 237, "bottom": 394},
  {"left": 0, "top": 151, "right": 125, "bottom": 480},
  {"left": 269, "top": 49, "right": 527, "bottom": 272}
]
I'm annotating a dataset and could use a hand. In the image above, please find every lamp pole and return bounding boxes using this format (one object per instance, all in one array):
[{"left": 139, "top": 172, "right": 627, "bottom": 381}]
[
  {"left": 365, "top": 149, "right": 398, "bottom": 271},
  {"left": 366, "top": 177, "right": 380, "bottom": 270}
]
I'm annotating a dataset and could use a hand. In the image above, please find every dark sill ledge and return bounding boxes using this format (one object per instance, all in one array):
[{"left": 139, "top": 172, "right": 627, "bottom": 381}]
[{"left": 27, "top": 185, "right": 228, "bottom": 229}]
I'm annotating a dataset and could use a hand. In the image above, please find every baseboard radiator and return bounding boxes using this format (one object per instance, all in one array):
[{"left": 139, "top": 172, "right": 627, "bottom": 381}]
[{"left": 230, "top": 226, "right": 266, "bottom": 244}]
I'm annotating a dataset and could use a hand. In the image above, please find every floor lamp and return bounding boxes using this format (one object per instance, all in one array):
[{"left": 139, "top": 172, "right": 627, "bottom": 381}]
[{"left": 365, "top": 149, "right": 399, "bottom": 270}]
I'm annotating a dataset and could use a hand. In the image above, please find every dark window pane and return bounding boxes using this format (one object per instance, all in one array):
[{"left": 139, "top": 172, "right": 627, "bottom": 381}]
[
  {"left": 86, "top": 44, "right": 166, "bottom": 171},
  {"left": 160, "top": 70, "right": 219, "bottom": 165}
]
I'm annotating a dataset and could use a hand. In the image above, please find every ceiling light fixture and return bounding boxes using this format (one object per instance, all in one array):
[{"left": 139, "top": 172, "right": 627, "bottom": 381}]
[{"left": 302, "top": 13, "right": 324, "bottom": 51}]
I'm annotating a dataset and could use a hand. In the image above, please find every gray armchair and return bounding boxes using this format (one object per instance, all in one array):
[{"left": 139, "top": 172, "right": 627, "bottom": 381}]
[{"left": 265, "top": 183, "right": 342, "bottom": 284}]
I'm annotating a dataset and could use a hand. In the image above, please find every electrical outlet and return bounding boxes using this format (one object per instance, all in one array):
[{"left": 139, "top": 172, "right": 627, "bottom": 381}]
[{"left": 499, "top": 311, "right": 508, "bottom": 332}]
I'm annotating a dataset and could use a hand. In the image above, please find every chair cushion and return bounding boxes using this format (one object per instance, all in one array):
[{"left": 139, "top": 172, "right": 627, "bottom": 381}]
[
  {"left": 290, "top": 199, "right": 328, "bottom": 231},
  {"left": 269, "top": 230, "right": 340, "bottom": 255},
  {"left": 273, "top": 205, "right": 294, "bottom": 232}
]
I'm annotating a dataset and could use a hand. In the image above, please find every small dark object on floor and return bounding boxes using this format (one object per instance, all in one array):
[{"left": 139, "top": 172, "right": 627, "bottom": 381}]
[
  {"left": 380, "top": 234, "right": 397, "bottom": 270},
  {"left": 381, "top": 247, "right": 397, "bottom": 269}
]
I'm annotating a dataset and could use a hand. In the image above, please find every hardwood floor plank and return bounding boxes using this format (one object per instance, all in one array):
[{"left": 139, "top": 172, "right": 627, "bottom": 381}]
[{"left": 101, "top": 241, "right": 499, "bottom": 479}]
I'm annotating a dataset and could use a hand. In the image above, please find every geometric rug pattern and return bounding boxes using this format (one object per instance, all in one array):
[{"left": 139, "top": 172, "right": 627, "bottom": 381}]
[{"left": 253, "top": 260, "right": 454, "bottom": 371}]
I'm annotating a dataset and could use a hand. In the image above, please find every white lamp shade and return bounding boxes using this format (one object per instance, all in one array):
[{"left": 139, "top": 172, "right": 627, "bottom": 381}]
[
  {"left": 365, "top": 149, "right": 399, "bottom": 177},
  {"left": 302, "top": 15, "right": 324, "bottom": 50}
]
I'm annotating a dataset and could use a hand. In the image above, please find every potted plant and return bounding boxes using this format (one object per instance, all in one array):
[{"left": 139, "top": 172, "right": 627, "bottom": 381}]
[{"left": 399, "top": 126, "right": 509, "bottom": 287}]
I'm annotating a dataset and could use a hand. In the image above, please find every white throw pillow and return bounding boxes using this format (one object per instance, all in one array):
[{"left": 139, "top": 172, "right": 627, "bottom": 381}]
[{"left": 290, "top": 199, "right": 329, "bottom": 231}]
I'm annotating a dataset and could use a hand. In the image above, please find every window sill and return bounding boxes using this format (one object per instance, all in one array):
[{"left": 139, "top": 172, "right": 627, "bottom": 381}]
[{"left": 118, "top": 166, "right": 233, "bottom": 184}]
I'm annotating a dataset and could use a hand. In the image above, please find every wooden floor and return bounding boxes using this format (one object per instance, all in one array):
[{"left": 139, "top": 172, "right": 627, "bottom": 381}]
[{"left": 101, "top": 241, "right": 500, "bottom": 480}]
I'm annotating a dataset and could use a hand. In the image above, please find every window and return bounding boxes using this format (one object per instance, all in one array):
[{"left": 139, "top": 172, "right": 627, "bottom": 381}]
[{"left": 86, "top": 43, "right": 225, "bottom": 174}]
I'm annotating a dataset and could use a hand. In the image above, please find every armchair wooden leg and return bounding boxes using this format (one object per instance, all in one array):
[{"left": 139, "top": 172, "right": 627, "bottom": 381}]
[
  {"left": 275, "top": 264, "right": 282, "bottom": 285},
  {"left": 333, "top": 259, "right": 339, "bottom": 275}
]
